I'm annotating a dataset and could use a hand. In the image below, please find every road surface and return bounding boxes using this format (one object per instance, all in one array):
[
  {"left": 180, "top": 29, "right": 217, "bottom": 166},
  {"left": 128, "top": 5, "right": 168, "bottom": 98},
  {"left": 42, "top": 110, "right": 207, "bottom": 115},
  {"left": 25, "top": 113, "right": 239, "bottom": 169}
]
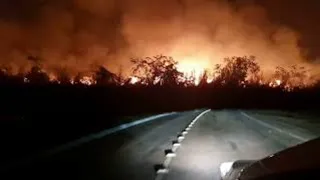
[{"left": 1, "top": 110, "right": 319, "bottom": 180}]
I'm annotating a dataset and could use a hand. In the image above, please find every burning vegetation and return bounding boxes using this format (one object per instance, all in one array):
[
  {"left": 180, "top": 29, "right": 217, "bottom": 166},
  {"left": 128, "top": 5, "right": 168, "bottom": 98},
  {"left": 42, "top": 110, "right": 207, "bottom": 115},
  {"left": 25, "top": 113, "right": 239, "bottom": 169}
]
[{"left": 0, "top": 55, "right": 315, "bottom": 91}]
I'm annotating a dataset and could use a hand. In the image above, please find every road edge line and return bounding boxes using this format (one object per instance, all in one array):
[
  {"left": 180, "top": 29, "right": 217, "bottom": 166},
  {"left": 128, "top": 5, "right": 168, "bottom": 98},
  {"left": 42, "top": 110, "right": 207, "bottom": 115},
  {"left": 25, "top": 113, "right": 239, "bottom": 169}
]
[
  {"left": 240, "top": 111, "right": 308, "bottom": 142},
  {"left": 0, "top": 112, "right": 177, "bottom": 173},
  {"left": 154, "top": 109, "right": 211, "bottom": 180},
  {"left": 46, "top": 112, "right": 177, "bottom": 155}
]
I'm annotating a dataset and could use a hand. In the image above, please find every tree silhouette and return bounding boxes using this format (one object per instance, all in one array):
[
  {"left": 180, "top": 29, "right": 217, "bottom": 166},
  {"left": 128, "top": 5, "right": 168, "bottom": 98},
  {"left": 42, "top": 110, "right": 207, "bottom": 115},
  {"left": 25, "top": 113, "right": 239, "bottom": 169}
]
[
  {"left": 74, "top": 73, "right": 83, "bottom": 85},
  {"left": 289, "top": 65, "right": 308, "bottom": 87},
  {"left": 0, "top": 66, "right": 10, "bottom": 84},
  {"left": 25, "top": 66, "right": 50, "bottom": 84},
  {"left": 94, "top": 66, "right": 117, "bottom": 85},
  {"left": 115, "top": 66, "right": 125, "bottom": 85},
  {"left": 183, "top": 72, "right": 196, "bottom": 87},
  {"left": 131, "top": 55, "right": 183, "bottom": 86},
  {"left": 274, "top": 65, "right": 308, "bottom": 88},
  {"left": 54, "top": 67, "right": 71, "bottom": 84},
  {"left": 198, "top": 70, "right": 209, "bottom": 86},
  {"left": 214, "top": 56, "right": 260, "bottom": 87}
]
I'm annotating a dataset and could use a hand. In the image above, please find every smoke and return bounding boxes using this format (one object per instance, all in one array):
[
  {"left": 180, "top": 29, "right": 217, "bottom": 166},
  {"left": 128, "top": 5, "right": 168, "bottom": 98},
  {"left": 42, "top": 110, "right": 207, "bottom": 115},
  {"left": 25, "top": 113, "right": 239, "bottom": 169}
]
[{"left": 0, "top": 0, "right": 313, "bottom": 76}]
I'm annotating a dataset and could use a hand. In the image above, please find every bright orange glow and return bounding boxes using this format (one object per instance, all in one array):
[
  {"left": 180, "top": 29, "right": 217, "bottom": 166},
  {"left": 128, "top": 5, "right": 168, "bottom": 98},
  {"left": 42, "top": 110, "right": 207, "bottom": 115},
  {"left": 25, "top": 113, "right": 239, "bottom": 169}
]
[
  {"left": 80, "top": 76, "right": 95, "bottom": 85},
  {"left": 206, "top": 78, "right": 214, "bottom": 84},
  {"left": 129, "top": 76, "right": 140, "bottom": 84},
  {"left": 176, "top": 58, "right": 211, "bottom": 85},
  {"left": 49, "top": 74, "right": 57, "bottom": 81},
  {"left": 275, "top": 79, "right": 281, "bottom": 86},
  {"left": 268, "top": 79, "right": 282, "bottom": 87}
]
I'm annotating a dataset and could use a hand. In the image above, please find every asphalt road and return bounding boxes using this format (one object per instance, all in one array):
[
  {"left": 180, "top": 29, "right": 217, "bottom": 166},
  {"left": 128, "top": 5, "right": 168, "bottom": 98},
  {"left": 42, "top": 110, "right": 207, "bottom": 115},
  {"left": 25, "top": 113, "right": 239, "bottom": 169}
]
[{"left": 1, "top": 110, "right": 319, "bottom": 180}]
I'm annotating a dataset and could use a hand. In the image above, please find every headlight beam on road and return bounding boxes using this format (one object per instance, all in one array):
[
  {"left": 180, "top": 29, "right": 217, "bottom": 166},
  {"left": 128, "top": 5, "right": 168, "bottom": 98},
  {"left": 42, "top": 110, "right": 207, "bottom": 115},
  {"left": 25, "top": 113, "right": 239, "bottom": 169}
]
[{"left": 153, "top": 109, "right": 211, "bottom": 180}]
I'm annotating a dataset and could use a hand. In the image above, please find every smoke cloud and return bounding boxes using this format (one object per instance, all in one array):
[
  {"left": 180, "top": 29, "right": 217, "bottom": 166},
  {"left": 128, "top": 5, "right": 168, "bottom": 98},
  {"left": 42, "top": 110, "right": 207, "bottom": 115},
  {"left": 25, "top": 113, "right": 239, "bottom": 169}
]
[{"left": 0, "top": 0, "right": 314, "bottom": 76}]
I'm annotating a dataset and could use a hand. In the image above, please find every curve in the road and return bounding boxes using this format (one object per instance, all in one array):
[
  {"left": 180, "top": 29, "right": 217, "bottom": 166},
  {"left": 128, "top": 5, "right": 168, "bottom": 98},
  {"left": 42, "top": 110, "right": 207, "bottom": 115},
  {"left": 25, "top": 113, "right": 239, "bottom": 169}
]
[{"left": 154, "top": 109, "right": 211, "bottom": 180}]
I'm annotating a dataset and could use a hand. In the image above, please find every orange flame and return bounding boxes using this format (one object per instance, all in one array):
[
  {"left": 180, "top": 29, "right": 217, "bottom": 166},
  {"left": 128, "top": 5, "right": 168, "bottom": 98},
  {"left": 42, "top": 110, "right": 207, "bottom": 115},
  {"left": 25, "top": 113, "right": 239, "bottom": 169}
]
[{"left": 79, "top": 76, "right": 96, "bottom": 85}]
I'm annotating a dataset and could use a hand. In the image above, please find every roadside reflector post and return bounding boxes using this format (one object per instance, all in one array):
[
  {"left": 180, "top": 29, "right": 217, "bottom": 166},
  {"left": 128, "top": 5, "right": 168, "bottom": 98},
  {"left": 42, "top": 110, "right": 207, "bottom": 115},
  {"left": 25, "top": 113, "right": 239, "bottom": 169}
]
[
  {"left": 172, "top": 140, "right": 181, "bottom": 152},
  {"left": 172, "top": 140, "right": 181, "bottom": 147},
  {"left": 154, "top": 164, "right": 169, "bottom": 174},
  {"left": 165, "top": 149, "right": 176, "bottom": 158},
  {"left": 177, "top": 135, "right": 185, "bottom": 142}
]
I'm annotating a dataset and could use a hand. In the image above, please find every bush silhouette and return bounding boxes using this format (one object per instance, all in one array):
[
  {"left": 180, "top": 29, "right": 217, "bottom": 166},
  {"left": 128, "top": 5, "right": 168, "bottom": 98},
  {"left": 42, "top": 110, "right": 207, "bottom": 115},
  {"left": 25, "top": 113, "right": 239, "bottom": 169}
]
[{"left": 25, "top": 66, "right": 50, "bottom": 84}]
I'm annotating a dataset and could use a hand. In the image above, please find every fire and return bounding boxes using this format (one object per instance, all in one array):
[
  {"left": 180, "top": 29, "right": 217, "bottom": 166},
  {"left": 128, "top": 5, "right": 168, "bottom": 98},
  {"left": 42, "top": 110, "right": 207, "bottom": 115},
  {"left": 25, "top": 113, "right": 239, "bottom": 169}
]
[
  {"left": 79, "top": 76, "right": 96, "bottom": 85},
  {"left": 129, "top": 76, "right": 140, "bottom": 84},
  {"left": 275, "top": 79, "right": 281, "bottom": 86},
  {"left": 268, "top": 79, "right": 282, "bottom": 87},
  {"left": 206, "top": 78, "right": 214, "bottom": 84},
  {"left": 177, "top": 60, "right": 210, "bottom": 85},
  {"left": 48, "top": 74, "right": 61, "bottom": 84},
  {"left": 49, "top": 74, "right": 57, "bottom": 82}
]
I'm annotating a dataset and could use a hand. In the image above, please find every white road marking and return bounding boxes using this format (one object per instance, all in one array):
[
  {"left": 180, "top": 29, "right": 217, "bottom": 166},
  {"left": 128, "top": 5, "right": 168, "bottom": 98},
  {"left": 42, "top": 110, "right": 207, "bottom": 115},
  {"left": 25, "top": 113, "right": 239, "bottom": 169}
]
[
  {"left": 177, "top": 136, "right": 185, "bottom": 142},
  {"left": 157, "top": 168, "right": 169, "bottom": 174},
  {"left": 154, "top": 109, "right": 211, "bottom": 180},
  {"left": 241, "top": 111, "right": 308, "bottom": 142},
  {"left": 166, "top": 153, "right": 176, "bottom": 158}
]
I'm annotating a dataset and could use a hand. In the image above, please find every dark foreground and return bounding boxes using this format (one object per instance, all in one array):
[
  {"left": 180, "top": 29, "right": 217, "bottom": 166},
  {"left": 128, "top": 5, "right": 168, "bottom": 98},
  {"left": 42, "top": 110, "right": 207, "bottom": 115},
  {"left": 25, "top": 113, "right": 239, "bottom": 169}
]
[{"left": 0, "top": 110, "right": 319, "bottom": 180}]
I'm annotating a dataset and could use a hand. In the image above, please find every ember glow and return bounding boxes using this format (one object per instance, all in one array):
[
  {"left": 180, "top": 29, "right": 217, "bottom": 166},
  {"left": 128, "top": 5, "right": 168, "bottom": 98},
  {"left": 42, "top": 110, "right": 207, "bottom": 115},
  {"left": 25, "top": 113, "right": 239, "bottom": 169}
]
[
  {"left": 79, "top": 76, "right": 96, "bottom": 86},
  {"left": 177, "top": 62, "right": 205, "bottom": 85},
  {"left": 129, "top": 76, "right": 140, "bottom": 84},
  {"left": 49, "top": 74, "right": 59, "bottom": 83},
  {"left": 269, "top": 80, "right": 281, "bottom": 88},
  {"left": 176, "top": 56, "right": 213, "bottom": 85}
]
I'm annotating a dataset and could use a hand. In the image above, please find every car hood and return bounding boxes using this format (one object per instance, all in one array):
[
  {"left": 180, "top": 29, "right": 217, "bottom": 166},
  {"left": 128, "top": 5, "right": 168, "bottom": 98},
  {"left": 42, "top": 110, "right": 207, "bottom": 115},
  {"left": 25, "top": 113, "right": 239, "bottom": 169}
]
[{"left": 238, "top": 137, "right": 320, "bottom": 180}]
